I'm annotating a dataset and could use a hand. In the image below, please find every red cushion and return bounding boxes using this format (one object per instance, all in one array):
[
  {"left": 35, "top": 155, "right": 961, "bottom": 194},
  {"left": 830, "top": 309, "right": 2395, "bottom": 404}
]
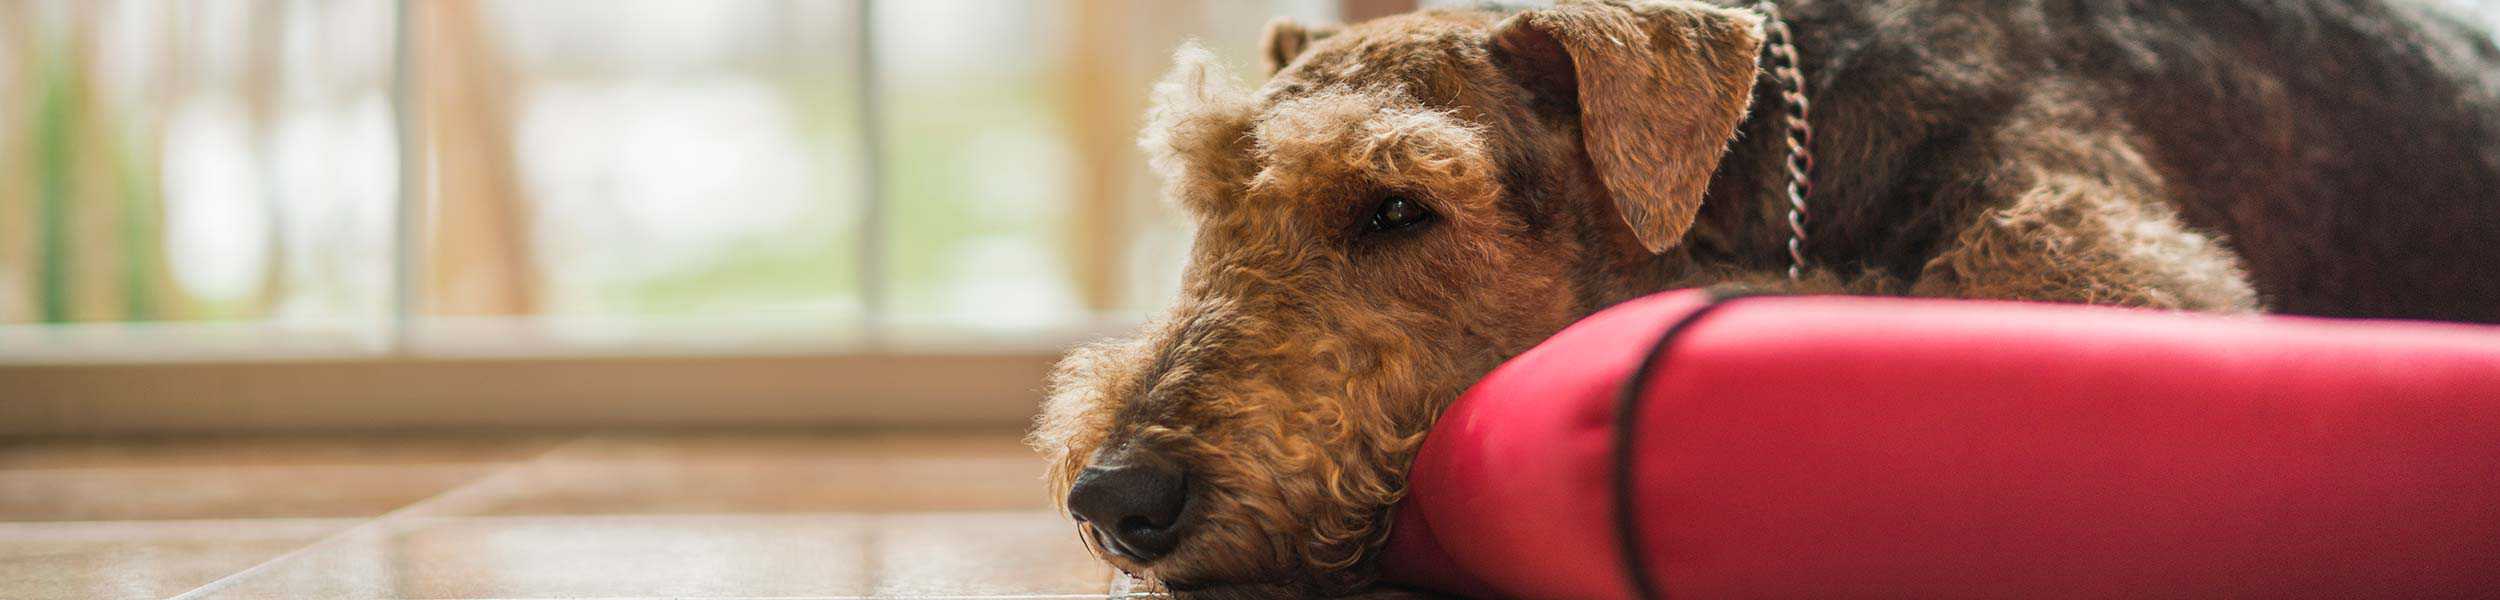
[{"left": 1381, "top": 290, "right": 2500, "bottom": 599}]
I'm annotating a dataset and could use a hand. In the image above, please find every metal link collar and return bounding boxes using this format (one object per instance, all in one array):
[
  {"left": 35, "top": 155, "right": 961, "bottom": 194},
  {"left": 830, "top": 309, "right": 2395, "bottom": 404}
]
[{"left": 1757, "top": 2, "right": 1815, "bottom": 281}]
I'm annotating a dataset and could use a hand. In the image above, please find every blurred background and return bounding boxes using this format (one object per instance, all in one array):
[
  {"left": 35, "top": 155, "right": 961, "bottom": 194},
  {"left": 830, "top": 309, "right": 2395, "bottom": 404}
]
[
  {"left": 0, "top": 0, "right": 1473, "bottom": 435},
  {"left": 10, "top": 0, "right": 2496, "bottom": 429}
]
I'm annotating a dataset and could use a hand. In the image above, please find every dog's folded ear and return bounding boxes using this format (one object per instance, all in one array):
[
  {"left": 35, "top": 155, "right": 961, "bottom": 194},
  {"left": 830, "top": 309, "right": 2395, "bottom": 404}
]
[
  {"left": 1261, "top": 16, "right": 1342, "bottom": 76},
  {"left": 1491, "top": 0, "right": 1764, "bottom": 254}
]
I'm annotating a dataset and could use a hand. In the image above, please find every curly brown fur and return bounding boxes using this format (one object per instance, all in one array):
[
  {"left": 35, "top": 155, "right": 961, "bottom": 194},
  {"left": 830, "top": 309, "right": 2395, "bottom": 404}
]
[
  {"left": 1035, "top": 0, "right": 2500, "bottom": 597},
  {"left": 1039, "top": 41, "right": 1578, "bottom": 595}
]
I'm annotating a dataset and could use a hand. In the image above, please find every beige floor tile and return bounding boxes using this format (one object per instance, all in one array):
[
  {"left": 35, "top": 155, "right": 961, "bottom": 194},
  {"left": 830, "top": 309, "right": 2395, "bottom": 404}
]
[
  {"left": 0, "top": 434, "right": 564, "bottom": 470},
  {"left": 0, "top": 518, "right": 356, "bottom": 600},
  {"left": 0, "top": 435, "right": 557, "bottom": 522},
  {"left": 460, "top": 432, "right": 1057, "bottom": 515},
  {"left": 0, "top": 463, "right": 513, "bottom": 521},
  {"left": 866, "top": 511, "right": 1111, "bottom": 597},
  {"left": 551, "top": 430, "right": 1039, "bottom": 462},
  {"left": 9, "top": 432, "right": 1115, "bottom": 599},
  {"left": 196, "top": 513, "right": 1104, "bottom": 599},
  {"left": 199, "top": 515, "right": 866, "bottom": 599}
]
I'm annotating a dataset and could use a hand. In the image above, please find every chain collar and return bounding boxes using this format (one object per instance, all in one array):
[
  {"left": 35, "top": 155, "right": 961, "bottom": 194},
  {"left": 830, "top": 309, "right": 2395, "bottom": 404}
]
[{"left": 1757, "top": 2, "right": 1815, "bottom": 281}]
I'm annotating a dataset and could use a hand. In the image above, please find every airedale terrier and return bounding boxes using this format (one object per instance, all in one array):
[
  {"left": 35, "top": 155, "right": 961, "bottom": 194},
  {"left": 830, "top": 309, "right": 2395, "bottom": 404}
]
[{"left": 1033, "top": 0, "right": 2500, "bottom": 596}]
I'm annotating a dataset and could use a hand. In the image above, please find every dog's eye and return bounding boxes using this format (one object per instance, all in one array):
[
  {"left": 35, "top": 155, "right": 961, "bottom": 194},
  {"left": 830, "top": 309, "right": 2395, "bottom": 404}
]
[{"left": 1365, "top": 195, "right": 1434, "bottom": 233}]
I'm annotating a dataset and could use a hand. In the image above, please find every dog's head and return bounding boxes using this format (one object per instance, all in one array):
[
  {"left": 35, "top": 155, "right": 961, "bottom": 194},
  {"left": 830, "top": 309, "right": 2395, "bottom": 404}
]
[{"left": 1031, "top": 1, "right": 1765, "bottom": 595}]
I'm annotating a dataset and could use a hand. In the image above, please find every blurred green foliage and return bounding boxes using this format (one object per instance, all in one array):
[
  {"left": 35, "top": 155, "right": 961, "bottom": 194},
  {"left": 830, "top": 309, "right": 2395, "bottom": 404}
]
[{"left": 21, "top": 39, "right": 177, "bottom": 324}]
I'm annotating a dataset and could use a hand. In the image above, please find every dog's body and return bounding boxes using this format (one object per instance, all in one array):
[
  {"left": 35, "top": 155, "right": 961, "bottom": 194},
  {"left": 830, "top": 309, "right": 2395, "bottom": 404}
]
[
  {"left": 1717, "top": 0, "right": 2500, "bottom": 320},
  {"left": 1035, "top": 1, "right": 2500, "bottom": 597}
]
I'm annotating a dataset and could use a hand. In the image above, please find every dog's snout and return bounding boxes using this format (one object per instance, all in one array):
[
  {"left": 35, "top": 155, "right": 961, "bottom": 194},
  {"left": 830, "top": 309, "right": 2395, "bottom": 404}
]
[{"left": 1067, "top": 450, "right": 1190, "bottom": 562}]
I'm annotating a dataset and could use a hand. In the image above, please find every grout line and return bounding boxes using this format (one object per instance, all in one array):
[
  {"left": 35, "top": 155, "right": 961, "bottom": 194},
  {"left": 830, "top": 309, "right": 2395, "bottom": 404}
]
[{"left": 164, "top": 434, "right": 593, "bottom": 600}]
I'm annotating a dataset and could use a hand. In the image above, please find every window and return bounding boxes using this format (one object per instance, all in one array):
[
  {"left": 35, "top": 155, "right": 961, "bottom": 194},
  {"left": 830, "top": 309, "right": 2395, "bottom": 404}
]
[{"left": 0, "top": 0, "right": 1357, "bottom": 433}]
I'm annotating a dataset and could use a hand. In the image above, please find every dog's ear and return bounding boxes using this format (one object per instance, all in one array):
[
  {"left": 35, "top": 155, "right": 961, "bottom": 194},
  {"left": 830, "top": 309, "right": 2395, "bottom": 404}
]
[
  {"left": 1260, "top": 16, "right": 1341, "bottom": 76},
  {"left": 1491, "top": 0, "right": 1763, "bottom": 254}
]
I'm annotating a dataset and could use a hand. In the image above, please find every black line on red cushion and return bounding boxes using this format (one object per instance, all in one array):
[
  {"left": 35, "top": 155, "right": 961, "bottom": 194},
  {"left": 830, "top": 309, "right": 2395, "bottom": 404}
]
[{"left": 1613, "top": 288, "right": 1768, "bottom": 600}]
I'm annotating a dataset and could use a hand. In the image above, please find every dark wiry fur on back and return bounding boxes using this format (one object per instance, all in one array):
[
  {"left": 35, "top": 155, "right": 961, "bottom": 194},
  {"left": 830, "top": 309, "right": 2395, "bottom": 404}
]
[{"left": 1693, "top": 0, "right": 2500, "bottom": 320}]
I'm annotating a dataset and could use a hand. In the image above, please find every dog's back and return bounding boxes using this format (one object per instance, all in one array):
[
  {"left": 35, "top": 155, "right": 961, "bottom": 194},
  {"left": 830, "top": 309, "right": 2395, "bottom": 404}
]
[
  {"left": 1789, "top": 0, "right": 2500, "bottom": 322},
  {"left": 2111, "top": 0, "right": 2500, "bottom": 322}
]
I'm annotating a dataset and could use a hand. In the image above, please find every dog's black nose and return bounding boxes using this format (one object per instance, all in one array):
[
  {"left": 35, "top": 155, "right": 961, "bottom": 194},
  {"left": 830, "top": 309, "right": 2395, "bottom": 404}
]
[{"left": 1067, "top": 450, "right": 1190, "bottom": 562}]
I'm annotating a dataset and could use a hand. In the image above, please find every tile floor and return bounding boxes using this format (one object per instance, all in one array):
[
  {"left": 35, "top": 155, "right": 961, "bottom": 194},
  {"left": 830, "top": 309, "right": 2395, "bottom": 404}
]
[{"left": 0, "top": 431, "right": 1155, "bottom": 600}]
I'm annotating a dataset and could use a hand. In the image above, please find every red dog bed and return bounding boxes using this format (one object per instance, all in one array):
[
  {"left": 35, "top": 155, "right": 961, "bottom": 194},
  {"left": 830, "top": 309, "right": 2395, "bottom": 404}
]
[{"left": 1381, "top": 290, "right": 2500, "bottom": 599}]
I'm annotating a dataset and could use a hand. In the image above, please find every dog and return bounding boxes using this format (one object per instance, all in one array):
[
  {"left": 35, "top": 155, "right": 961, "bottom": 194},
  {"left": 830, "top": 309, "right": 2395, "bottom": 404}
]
[{"left": 1032, "top": 0, "right": 2500, "bottom": 596}]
